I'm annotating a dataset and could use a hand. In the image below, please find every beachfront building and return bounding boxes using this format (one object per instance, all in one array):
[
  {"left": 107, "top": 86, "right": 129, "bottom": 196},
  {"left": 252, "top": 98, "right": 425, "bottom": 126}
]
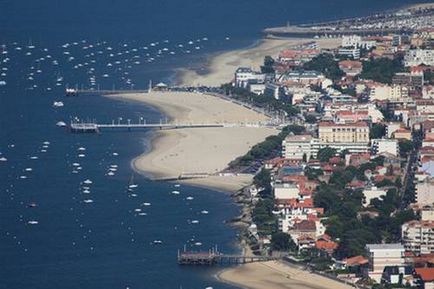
[
  {"left": 318, "top": 121, "right": 370, "bottom": 153},
  {"left": 277, "top": 49, "right": 320, "bottom": 66},
  {"left": 281, "top": 134, "right": 318, "bottom": 161},
  {"left": 404, "top": 49, "right": 434, "bottom": 67},
  {"left": 234, "top": 67, "right": 265, "bottom": 88},
  {"left": 371, "top": 138, "right": 399, "bottom": 156},
  {"left": 365, "top": 243, "right": 405, "bottom": 283},
  {"left": 402, "top": 220, "right": 434, "bottom": 255},
  {"left": 277, "top": 70, "right": 325, "bottom": 86},
  {"left": 342, "top": 35, "right": 377, "bottom": 50}
]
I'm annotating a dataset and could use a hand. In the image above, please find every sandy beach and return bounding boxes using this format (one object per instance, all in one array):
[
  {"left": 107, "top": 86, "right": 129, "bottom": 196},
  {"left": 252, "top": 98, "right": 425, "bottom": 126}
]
[
  {"left": 178, "top": 37, "right": 341, "bottom": 87},
  {"left": 110, "top": 91, "right": 277, "bottom": 192},
  {"left": 219, "top": 261, "right": 354, "bottom": 289}
]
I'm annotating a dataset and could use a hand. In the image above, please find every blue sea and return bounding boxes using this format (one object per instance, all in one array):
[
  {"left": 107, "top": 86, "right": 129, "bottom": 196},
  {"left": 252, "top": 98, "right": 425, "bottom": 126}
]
[{"left": 0, "top": 0, "right": 422, "bottom": 288}]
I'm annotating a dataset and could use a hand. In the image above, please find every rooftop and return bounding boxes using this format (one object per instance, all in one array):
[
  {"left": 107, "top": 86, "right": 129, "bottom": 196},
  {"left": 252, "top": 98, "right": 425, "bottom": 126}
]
[{"left": 366, "top": 243, "right": 404, "bottom": 251}]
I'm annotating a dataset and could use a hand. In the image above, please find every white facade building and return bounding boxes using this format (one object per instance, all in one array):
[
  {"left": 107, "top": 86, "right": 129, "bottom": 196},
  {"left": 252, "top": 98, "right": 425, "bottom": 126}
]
[
  {"left": 274, "top": 183, "right": 300, "bottom": 200},
  {"left": 365, "top": 244, "right": 405, "bottom": 283},
  {"left": 404, "top": 49, "right": 434, "bottom": 67},
  {"left": 371, "top": 139, "right": 399, "bottom": 156},
  {"left": 234, "top": 67, "right": 265, "bottom": 88},
  {"left": 282, "top": 134, "right": 318, "bottom": 161},
  {"left": 416, "top": 178, "right": 434, "bottom": 206},
  {"left": 402, "top": 220, "right": 434, "bottom": 255}
]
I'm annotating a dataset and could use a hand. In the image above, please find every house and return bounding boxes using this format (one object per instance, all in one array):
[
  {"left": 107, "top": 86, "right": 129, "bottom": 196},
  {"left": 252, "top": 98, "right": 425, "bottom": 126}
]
[
  {"left": 414, "top": 268, "right": 434, "bottom": 289},
  {"left": 392, "top": 128, "right": 412, "bottom": 140},
  {"left": 339, "top": 60, "right": 363, "bottom": 76},
  {"left": 362, "top": 187, "right": 387, "bottom": 207}
]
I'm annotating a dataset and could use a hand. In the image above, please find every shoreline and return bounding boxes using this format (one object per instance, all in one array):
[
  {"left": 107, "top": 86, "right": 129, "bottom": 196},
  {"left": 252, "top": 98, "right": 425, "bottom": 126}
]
[{"left": 109, "top": 91, "right": 278, "bottom": 194}]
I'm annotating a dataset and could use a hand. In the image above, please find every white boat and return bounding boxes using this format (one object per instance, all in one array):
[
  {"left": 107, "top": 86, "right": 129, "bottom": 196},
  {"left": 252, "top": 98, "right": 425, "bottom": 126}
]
[
  {"left": 83, "top": 199, "right": 94, "bottom": 203},
  {"left": 72, "top": 163, "right": 80, "bottom": 167},
  {"left": 186, "top": 196, "right": 194, "bottom": 200},
  {"left": 83, "top": 179, "right": 93, "bottom": 184},
  {"left": 30, "top": 156, "right": 38, "bottom": 160},
  {"left": 134, "top": 208, "right": 142, "bottom": 212},
  {"left": 78, "top": 154, "right": 85, "bottom": 158},
  {"left": 19, "top": 175, "right": 28, "bottom": 179},
  {"left": 107, "top": 171, "right": 115, "bottom": 176},
  {"left": 25, "top": 168, "right": 33, "bottom": 172},
  {"left": 112, "top": 152, "right": 119, "bottom": 156},
  {"left": 53, "top": 101, "right": 64, "bottom": 107},
  {"left": 0, "top": 81, "right": 6, "bottom": 86},
  {"left": 191, "top": 220, "right": 199, "bottom": 224},
  {"left": 142, "top": 202, "right": 151, "bottom": 206},
  {"left": 174, "top": 184, "right": 180, "bottom": 187},
  {"left": 138, "top": 212, "right": 147, "bottom": 216},
  {"left": 28, "top": 220, "right": 39, "bottom": 225},
  {"left": 195, "top": 242, "right": 202, "bottom": 246},
  {"left": 201, "top": 210, "right": 209, "bottom": 215},
  {"left": 0, "top": 157, "right": 7, "bottom": 162},
  {"left": 43, "top": 141, "right": 50, "bottom": 145},
  {"left": 83, "top": 189, "right": 91, "bottom": 194},
  {"left": 78, "top": 147, "right": 86, "bottom": 151},
  {"left": 171, "top": 190, "right": 180, "bottom": 195},
  {"left": 56, "top": 121, "right": 66, "bottom": 127},
  {"left": 153, "top": 240, "right": 163, "bottom": 244}
]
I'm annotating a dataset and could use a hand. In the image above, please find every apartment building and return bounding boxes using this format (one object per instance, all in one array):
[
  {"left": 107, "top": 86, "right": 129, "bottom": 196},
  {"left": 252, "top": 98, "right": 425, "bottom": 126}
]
[{"left": 402, "top": 220, "right": 434, "bottom": 255}]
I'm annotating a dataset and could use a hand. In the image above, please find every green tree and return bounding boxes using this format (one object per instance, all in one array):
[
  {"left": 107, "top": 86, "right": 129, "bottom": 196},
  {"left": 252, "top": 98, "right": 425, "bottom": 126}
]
[
  {"left": 304, "top": 53, "right": 344, "bottom": 81},
  {"left": 399, "top": 139, "right": 414, "bottom": 157},
  {"left": 271, "top": 232, "right": 296, "bottom": 251},
  {"left": 317, "top": 147, "right": 337, "bottom": 162},
  {"left": 360, "top": 56, "right": 405, "bottom": 84},
  {"left": 370, "top": 123, "right": 386, "bottom": 139}
]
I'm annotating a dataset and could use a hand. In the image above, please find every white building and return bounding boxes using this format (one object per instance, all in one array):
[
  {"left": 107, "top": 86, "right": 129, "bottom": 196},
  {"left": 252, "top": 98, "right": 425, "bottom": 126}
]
[
  {"left": 274, "top": 183, "right": 300, "bottom": 200},
  {"left": 402, "top": 220, "right": 434, "bottom": 254},
  {"left": 416, "top": 178, "right": 434, "bottom": 206},
  {"left": 234, "top": 67, "right": 265, "bottom": 88},
  {"left": 404, "top": 49, "right": 434, "bottom": 67},
  {"left": 365, "top": 244, "right": 405, "bottom": 283},
  {"left": 342, "top": 35, "right": 376, "bottom": 50},
  {"left": 248, "top": 83, "right": 266, "bottom": 95},
  {"left": 369, "top": 84, "right": 409, "bottom": 101},
  {"left": 338, "top": 48, "right": 361, "bottom": 60},
  {"left": 371, "top": 139, "right": 399, "bottom": 156},
  {"left": 362, "top": 187, "right": 387, "bottom": 207},
  {"left": 282, "top": 134, "right": 318, "bottom": 161},
  {"left": 386, "top": 122, "right": 403, "bottom": 139}
]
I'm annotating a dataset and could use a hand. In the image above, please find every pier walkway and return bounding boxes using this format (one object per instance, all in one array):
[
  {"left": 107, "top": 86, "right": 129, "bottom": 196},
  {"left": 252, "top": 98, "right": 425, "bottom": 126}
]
[
  {"left": 177, "top": 251, "right": 279, "bottom": 266},
  {"left": 69, "top": 121, "right": 276, "bottom": 133}
]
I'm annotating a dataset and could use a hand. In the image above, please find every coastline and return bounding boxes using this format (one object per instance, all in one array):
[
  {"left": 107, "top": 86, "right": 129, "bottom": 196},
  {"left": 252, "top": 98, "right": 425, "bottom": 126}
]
[
  {"left": 177, "top": 37, "right": 342, "bottom": 87},
  {"left": 109, "top": 91, "right": 278, "bottom": 193}
]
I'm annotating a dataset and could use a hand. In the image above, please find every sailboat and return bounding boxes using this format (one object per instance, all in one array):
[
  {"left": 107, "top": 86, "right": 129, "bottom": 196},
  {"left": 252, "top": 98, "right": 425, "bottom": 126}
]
[{"left": 127, "top": 174, "right": 138, "bottom": 192}]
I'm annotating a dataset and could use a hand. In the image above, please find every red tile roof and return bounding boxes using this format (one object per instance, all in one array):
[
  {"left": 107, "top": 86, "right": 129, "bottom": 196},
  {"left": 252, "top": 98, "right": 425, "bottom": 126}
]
[{"left": 415, "top": 268, "right": 434, "bottom": 282}]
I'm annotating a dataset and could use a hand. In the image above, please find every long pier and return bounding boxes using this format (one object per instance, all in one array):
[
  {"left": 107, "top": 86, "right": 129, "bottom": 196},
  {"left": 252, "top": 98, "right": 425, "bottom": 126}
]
[{"left": 177, "top": 251, "right": 279, "bottom": 266}]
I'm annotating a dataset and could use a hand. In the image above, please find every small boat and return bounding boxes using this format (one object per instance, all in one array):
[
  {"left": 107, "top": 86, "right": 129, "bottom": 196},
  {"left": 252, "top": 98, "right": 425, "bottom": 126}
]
[
  {"left": 28, "top": 220, "right": 39, "bottom": 225},
  {"left": 201, "top": 210, "right": 209, "bottom": 215},
  {"left": 53, "top": 101, "right": 64, "bottom": 107},
  {"left": 195, "top": 242, "right": 202, "bottom": 246},
  {"left": 83, "top": 179, "right": 93, "bottom": 184},
  {"left": 191, "top": 220, "right": 199, "bottom": 224},
  {"left": 107, "top": 171, "right": 115, "bottom": 176},
  {"left": 153, "top": 240, "right": 163, "bottom": 244},
  {"left": 171, "top": 190, "right": 180, "bottom": 195},
  {"left": 186, "top": 196, "right": 194, "bottom": 200},
  {"left": 56, "top": 121, "right": 66, "bottom": 127},
  {"left": 127, "top": 174, "right": 138, "bottom": 191},
  {"left": 28, "top": 203, "right": 37, "bottom": 208},
  {"left": 142, "top": 202, "right": 151, "bottom": 206},
  {"left": 83, "top": 199, "right": 94, "bottom": 203},
  {"left": 0, "top": 157, "right": 7, "bottom": 162}
]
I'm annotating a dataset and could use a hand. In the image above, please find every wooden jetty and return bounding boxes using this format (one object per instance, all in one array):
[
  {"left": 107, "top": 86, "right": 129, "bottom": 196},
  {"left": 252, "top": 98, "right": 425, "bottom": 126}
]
[{"left": 177, "top": 249, "right": 279, "bottom": 266}]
